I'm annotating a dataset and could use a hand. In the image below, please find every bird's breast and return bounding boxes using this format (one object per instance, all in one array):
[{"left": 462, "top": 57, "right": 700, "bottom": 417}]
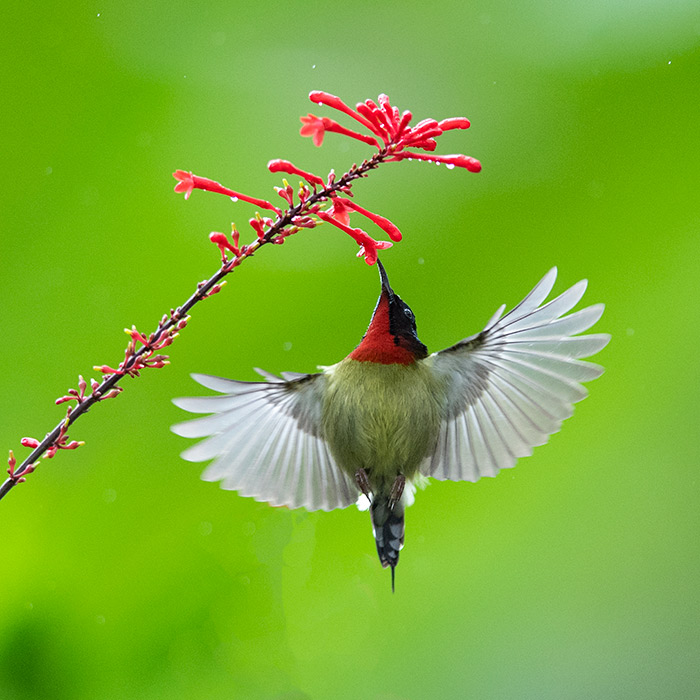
[{"left": 321, "top": 359, "right": 444, "bottom": 487}]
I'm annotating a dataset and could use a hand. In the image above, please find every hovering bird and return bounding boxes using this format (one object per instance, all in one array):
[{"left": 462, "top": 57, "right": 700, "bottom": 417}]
[{"left": 172, "top": 263, "right": 609, "bottom": 590}]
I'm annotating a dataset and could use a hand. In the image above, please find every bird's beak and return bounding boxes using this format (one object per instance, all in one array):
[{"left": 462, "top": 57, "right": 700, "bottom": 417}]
[{"left": 376, "top": 259, "right": 394, "bottom": 299}]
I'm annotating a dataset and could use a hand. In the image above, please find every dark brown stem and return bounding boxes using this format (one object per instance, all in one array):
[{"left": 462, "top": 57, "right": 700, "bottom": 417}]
[{"left": 0, "top": 149, "right": 390, "bottom": 503}]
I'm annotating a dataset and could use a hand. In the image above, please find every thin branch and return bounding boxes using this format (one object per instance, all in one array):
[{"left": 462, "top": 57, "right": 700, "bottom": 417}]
[
  {"left": 2, "top": 90, "right": 481, "bottom": 504},
  {"left": 0, "top": 152, "right": 387, "bottom": 502}
]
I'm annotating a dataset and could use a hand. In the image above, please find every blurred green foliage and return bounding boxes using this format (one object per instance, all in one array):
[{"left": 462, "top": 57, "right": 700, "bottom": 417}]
[{"left": 2, "top": 1, "right": 699, "bottom": 698}]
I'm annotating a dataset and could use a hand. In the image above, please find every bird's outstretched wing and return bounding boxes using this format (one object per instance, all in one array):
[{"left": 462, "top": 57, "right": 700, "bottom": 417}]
[
  {"left": 422, "top": 268, "right": 610, "bottom": 482},
  {"left": 171, "top": 370, "right": 358, "bottom": 511}
]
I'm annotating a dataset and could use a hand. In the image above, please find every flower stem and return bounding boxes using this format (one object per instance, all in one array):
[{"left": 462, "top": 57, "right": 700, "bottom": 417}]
[{"left": 0, "top": 149, "right": 389, "bottom": 504}]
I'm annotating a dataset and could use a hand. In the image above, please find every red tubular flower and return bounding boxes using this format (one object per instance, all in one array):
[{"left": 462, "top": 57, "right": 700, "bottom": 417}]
[
  {"left": 334, "top": 197, "right": 402, "bottom": 242},
  {"left": 393, "top": 151, "right": 482, "bottom": 172},
  {"left": 404, "top": 121, "right": 441, "bottom": 144},
  {"left": 173, "top": 171, "right": 281, "bottom": 213},
  {"left": 410, "top": 117, "right": 439, "bottom": 133},
  {"left": 396, "top": 110, "right": 413, "bottom": 137},
  {"left": 125, "top": 326, "right": 149, "bottom": 346},
  {"left": 275, "top": 185, "right": 294, "bottom": 206},
  {"left": 54, "top": 375, "right": 92, "bottom": 406},
  {"left": 209, "top": 232, "right": 239, "bottom": 257},
  {"left": 7, "top": 449, "right": 36, "bottom": 483},
  {"left": 301, "top": 115, "right": 379, "bottom": 148},
  {"left": 202, "top": 283, "right": 224, "bottom": 298},
  {"left": 308, "top": 91, "right": 378, "bottom": 134},
  {"left": 408, "top": 138, "right": 438, "bottom": 152},
  {"left": 249, "top": 218, "right": 266, "bottom": 239},
  {"left": 307, "top": 91, "right": 481, "bottom": 180},
  {"left": 101, "top": 389, "right": 123, "bottom": 400},
  {"left": 268, "top": 159, "right": 324, "bottom": 187},
  {"left": 355, "top": 102, "right": 390, "bottom": 143},
  {"left": 378, "top": 94, "right": 396, "bottom": 131},
  {"left": 364, "top": 97, "right": 395, "bottom": 138},
  {"left": 177, "top": 91, "right": 480, "bottom": 271},
  {"left": 322, "top": 115, "right": 377, "bottom": 144},
  {"left": 329, "top": 198, "right": 351, "bottom": 226},
  {"left": 355, "top": 238, "right": 392, "bottom": 266},
  {"left": 299, "top": 114, "right": 326, "bottom": 147},
  {"left": 93, "top": 364, "right": 124, "bottom": 375},
  {"left": 173, "top": 170, "right": 195, "bottom": 199},
  {"left": 317, "top": 211, "right": 392, "bottom": 265},
  {"left": 438, "top": 117, "right": 471, "bottom": 130}
]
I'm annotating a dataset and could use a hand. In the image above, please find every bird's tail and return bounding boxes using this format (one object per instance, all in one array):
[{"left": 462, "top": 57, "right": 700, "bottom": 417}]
[{"left": 370, "top": 495, "right": 405, "bottom": 592}]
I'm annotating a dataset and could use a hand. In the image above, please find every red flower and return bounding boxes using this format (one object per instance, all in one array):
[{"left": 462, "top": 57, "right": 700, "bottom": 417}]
[
  {"left": 334, "top": 197, "right": 402, "bottom": 242},
  {"left": 328, "top": 198, "right": 351, "bottom": 226},
  {"left": 267, "top": 159, "right": 324, "bottom": 187},
  {"left": 392, "top": 152, "right": 482, "bottom": 172},
  {"left": 176, "top": 90, "right": 481, "bottom": 269},
  {"left": 309, "top": 91, "right": 377, "bottom": 133},
  {"left": 304, "top": 91, "right": 482, "bottom": 173},
  {"left": 301, "top": 115, "right": 379, "bottom": 148},
  {"left": 356, "top": 238, "right": 392, "bottom": 266},
  {"left": 173, "top": 170, "right": 195, "bottom": 200},
  {"left": 209, "top": 232, "right": 239, "bottom": 257},
  {"left": 299, "top": 114, "right": 326, "bottom": 147},
  {"left": 317, "top": 210, "right": 392, "bottom": 266},
  {"left": 174, "top": 171, "right": 280, "bottom": 213}
]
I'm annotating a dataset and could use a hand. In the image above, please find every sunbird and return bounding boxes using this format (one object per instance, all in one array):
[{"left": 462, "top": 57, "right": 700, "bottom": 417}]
[{"left": 172, "top": 263, "right": 609, "bottom": 590}]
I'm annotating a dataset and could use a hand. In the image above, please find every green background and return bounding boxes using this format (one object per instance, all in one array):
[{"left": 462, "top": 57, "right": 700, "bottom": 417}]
[{"left": 2, "top": 1, "right": 699, "bottom": 698}]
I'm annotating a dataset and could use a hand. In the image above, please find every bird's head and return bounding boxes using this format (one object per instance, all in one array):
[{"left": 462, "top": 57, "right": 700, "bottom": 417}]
[{"left": 349, "top": 260, "right": 428, "bottom": 364}]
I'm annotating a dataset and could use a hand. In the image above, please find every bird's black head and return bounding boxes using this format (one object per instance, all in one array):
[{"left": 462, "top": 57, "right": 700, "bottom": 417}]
[
  {"left": 350, "top": 260, "right": 428, "bottom": 364},
  {"left": 375, "top": 260, "right": 428, "bottom": 360}
]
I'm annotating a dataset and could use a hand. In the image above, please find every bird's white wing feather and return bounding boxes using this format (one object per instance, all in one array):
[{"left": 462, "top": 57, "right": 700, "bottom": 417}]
[
  {"left": 422, "top": 268, "right": 610, "bottom": 481},
  {"left": 171, "top": 370, "right": 358, "bottom": 511}
]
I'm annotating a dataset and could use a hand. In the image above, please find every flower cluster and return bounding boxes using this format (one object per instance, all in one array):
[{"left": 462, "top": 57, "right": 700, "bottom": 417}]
[
  {"left": 55, "top": 375, "right": 117, "bottom": 406},
  {"left": 1, "top": 89, "right": 481, "bottom": 503},
  {"left": 21, "top": 420, "right": 82, "bottom": 460},
  {"left": 173, "top": 90, "right": 480, "bottom": 266},
  {"left": 301, "top": 91, "right": 482, "bottom": 172},
  {"left": 7, "top": 450, "right": 36, "bottom": 485},
  {"left": 93, "top": 318, "right": 187, "bottom": 378}
]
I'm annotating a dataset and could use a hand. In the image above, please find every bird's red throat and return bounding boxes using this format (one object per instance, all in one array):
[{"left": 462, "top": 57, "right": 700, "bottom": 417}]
[{"left": 349, "top": 296, "right": 416, "bottom": 365}]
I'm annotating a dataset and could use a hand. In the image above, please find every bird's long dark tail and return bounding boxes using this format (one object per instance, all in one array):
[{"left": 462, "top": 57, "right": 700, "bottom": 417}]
[{"left": 370, "top": 495, "right": 405, "bottom": 592}]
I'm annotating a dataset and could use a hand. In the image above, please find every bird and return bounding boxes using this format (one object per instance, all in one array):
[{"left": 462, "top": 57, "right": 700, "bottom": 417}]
[{"left": 171, "top": 262, "right": 609, "bottom": 591}]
